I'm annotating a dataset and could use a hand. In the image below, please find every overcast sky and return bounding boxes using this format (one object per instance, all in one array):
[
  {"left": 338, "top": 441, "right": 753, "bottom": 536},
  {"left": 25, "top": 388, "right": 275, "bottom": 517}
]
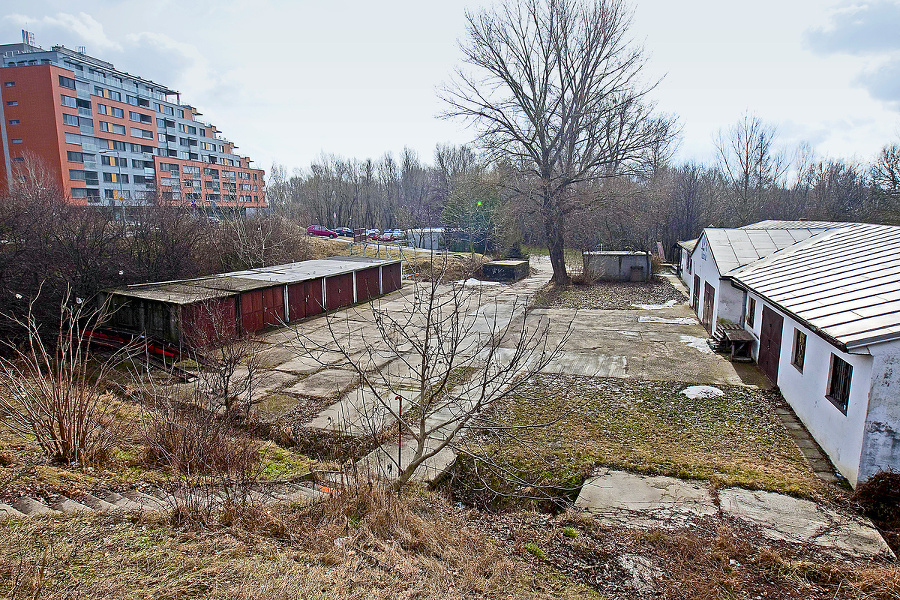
[{"left": 3, "top": 0, "right": 899, "bottom": 174}]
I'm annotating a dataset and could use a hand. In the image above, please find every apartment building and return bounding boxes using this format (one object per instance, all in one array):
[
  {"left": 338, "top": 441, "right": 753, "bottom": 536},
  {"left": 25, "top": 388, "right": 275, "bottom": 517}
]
[{"left": 0, "top": 33, "right": 265, "bottom": 212}]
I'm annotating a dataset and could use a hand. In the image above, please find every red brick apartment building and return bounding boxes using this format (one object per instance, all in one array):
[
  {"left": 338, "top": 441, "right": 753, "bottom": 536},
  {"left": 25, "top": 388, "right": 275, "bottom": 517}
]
[{"left": 0, "top": 33, "right": 265, "bottom": 213}]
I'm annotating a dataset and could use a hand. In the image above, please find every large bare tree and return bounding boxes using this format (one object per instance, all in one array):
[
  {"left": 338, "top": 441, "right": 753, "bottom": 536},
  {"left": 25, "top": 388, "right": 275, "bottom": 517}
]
[{"left": 442, "top": 0, "right": 675, "bottom": 284}]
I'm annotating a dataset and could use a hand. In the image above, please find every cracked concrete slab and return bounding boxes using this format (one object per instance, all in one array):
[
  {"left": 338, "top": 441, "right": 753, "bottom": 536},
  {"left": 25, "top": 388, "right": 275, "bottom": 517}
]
[
  {"left": 576, "top": 469, "right": 893, "bottom": 558},
  {"left": 718, "top": 488, "right": 894, "bottom": 558},
  {"left": 283, "top": 368, "right": 359, "bottom": 399},
  {"left": 575, "top": 468, "right": 717, "bottom": 528},
  {"left": 307, "top": 386, "right": 404, "bottom": 435}
]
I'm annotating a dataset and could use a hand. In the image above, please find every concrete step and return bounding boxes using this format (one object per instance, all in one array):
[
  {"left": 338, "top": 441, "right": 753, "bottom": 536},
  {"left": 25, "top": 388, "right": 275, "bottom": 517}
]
[
  {"left": 77, "top": 492, "right": 121, "bottom": 512},
  {"left": 48, "top": 494, "right": 92, "bottom": 513},
  {"left": 262, "top": 483, "right": 326, "bottom": 504},
  {"left": 0, "top": 502, "right": 25, "bottom": 518},
  {"left": 101, "top": 491, "right": 144, "bottom": 511},
  {"left": 11, "top": 497, "right": 56, "bottom": 516},
  {"left": 121, "top": 489, "right": 171, "bottom": 511}
]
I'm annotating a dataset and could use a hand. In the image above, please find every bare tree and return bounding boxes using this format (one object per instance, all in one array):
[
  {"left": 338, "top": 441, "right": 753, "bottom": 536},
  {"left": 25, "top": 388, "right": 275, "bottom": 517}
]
[
  {"left": 871, "top": 143, "right": 900, "bottom": 224},
  {"left": 715, "top": 113, "right": 789, "bottom": 224},
  {"left": 442, "top": 0, "right": 676, "bottom": 284},
  {"left": 293, "top": 259, "right": 571, "bottom": 490}
]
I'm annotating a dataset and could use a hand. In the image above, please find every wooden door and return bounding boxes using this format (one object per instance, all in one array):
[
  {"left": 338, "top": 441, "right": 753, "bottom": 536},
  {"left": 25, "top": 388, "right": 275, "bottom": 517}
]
[
  {"left": 692, "top": 275, "right": 700, "bottom": 313},
  {"left": 702, "top": 282, "right": 715, "bottom": 333},
  {"left": 759, "top": 305, "right": 784, "bottom": 384}
]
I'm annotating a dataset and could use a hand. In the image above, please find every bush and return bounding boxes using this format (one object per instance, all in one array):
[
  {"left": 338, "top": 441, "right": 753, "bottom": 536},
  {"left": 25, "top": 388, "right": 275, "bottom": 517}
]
[{"left": 853, "top": 470, "right": 900, "bottom": 525}]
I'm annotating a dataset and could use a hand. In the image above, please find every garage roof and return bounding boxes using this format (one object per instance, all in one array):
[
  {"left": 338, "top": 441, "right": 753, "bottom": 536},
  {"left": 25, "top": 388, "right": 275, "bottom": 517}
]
[
  {"left": 731, "top": 224, "right": 900, "bottom": 349},
  {"left": 109, "top": 256, "right": 400, "bottom": 303}
]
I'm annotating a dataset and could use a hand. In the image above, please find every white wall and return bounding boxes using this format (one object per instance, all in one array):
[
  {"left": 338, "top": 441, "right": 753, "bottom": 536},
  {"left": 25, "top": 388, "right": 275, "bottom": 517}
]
[
  {"left": 679, "top": 247, "right": 692, "bottom": 287},
  {"left": 757, "top": 303, "right": 873, "bottom": 486},
  {"left": 689, "top": 234, "right": 725, "bottom": 327},
  {"left": 858, "top": 340, "right": 900, "bottom": 484}
]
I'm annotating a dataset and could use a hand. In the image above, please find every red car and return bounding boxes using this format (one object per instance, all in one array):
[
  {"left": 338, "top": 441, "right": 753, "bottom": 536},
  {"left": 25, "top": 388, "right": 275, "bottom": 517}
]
[{"left": 307, "top": 225, "right": 338, "bottom": 238}]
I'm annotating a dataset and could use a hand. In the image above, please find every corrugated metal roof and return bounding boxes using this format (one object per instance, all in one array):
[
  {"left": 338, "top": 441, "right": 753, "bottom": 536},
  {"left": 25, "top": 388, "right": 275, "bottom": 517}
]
[
  {"left": 677, "top": 238, "right": 698, "bottom": 252},
  {"left": 731, "top": 224, "right": 900, "bottom": 349},
  {"left": 739, "top": 220, "right": 853, "bottom": 230},
  {"left": 110, "top": 256, "right": 400, "bottom": 303},
  {"left": 702, "top": 227, "right": 841, "bottom": 274}
]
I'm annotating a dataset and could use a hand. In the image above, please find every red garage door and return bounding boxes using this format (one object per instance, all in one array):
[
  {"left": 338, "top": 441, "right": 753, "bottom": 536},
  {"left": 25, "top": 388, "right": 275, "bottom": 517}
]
[
  {"left": 383, "top": 262, "right": 402, "bottom": 293},
  {"left": 288, "top": 279, "right": 324, "bottom": 321},
  {"left": 325, "top": 273, "right": 354, "bottom": 311},
  {"left": 240, "top": 287, "right": 285, "bottom": 333},
  {"left": 355, "top": 267, "right": 381, "bottom": 303},
  {"left": 182, "top": 297, "right": 237, "bottom": 347}
]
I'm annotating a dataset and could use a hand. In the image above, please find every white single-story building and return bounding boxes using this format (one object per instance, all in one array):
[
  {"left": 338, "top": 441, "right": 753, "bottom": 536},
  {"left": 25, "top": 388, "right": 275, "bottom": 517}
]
[
  {"left": 728, "top": 223, "right": 900, "bottom": 487},
  {"left": 678, "top": 221, "right": 900, "bottom": 487},
  {"left": 678, "top": 221, "right": 850, "bottom": 332}
]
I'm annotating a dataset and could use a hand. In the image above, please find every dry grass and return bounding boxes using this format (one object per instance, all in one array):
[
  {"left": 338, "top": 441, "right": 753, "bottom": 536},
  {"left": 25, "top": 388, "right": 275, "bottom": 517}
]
[
  {"left": 463, "top": 374, "right": 828, "bottom": 501},
  {"left": 473, "top": 509, "right": 899, "bottom": 600},
  {"left": 0, "top": 485, "right": 600, "bottom": 600}
]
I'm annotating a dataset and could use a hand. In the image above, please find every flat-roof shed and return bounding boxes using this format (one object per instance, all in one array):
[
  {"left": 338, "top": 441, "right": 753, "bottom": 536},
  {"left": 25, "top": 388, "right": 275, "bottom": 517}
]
[{"left": 103, "top": 256, "right": 403, "bottom": 347}]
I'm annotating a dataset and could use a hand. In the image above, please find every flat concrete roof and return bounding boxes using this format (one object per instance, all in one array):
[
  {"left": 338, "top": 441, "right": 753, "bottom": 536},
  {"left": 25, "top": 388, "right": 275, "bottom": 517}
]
[{"left": 108, "top": 256, "right": 400, "bottom": 304}]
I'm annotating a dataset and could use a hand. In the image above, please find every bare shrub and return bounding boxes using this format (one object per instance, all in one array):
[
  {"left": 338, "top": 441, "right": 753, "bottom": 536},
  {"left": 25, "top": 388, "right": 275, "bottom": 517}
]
[{"left": 0, "top": 293, "right": 128, "bottom": 465}]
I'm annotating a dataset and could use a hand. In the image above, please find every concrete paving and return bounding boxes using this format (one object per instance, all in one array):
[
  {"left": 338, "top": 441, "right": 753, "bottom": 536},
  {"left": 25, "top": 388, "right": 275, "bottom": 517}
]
[
  {"left": 283, "top": 367, "right": 359, "bottom": 399},
  {"left": 576, "top": 469, "right": 894, "bottom": 559},
  {"left": 307, "top": 386, "right": 405, "bottom": 435}
]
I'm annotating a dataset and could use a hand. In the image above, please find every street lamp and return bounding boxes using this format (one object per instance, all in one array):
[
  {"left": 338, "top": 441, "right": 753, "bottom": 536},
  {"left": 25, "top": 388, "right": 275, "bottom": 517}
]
[{"left": 99, "top": 149, "right": 125, "bottom": 221}]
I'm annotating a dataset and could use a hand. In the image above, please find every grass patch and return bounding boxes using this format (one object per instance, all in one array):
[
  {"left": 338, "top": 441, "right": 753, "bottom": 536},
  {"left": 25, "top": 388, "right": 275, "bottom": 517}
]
[
  {"left": 468, "top": 374, "right": 827, "bottom": 499},
  {"left": 259, "top": 443, "right": 310, "bottom": 480}
]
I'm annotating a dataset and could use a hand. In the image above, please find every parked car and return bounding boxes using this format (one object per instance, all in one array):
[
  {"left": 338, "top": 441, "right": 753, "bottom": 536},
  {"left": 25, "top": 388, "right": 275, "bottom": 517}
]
[
  {"left": 378, "top": 229, "right": 405, "bottom": 242},
  {"left": 307, "top": 225, "right": 338, "bottom": 238},
  {"left": 366, "top": 229, "right": 381, "bottom": 240},
  {"left": 333, "top": 227, "right": 353, "bottom": 237}
]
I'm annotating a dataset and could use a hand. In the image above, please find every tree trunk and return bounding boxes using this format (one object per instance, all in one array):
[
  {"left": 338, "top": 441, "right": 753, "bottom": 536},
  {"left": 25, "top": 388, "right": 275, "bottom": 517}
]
[{"left": 544, "top": 209, "right": 569, "bottom": 286}]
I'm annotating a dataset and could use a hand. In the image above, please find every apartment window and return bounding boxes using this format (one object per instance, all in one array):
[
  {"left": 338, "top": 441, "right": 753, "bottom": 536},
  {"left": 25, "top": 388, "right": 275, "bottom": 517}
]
[
  {"left": 131, "top": 127, "right": 153, "bottom": 139},
  {"left": 129, "top": 111, "right": 141, "bottom": 122},
  {"left": 71, "top": 188, "right": 88, "bottom": 199},
  {"left": 826, "top": 355, "right": 852, "bottom": 415},
  {"left": 62, "top": 113, "right": 79, "bottom": 126},
  {"left": 6, "top": 100, "right": 17, "bottom": 106},
  {"left": 101, "top": 155, "right": 127, "bottom": 167},
  {"left": 111, "top": 107, "right": 124, "bottom": 118},
  {"left": 111, "top": 141, "right": 126, "bottom": 152},
  {"left": 11, "top": 138, "right": 22, "bottom": 144},
  {"left": 792, "top": 330, "right": 807, "bottom": 372},
  {"left": 111, "top": 124, "right": 126, "bottom": 135},
  {"left": 746, "top": 298, "right": 756, "bottom": 328},
  {"left": 69, "top": 169, "right": 86, "bottom": 181},
  {"left": 184, "top": 165, "right": 200, "bottom": 175},
  {"left": 134, "top": 175, "right": 148, "bottom": 184},
  {"left": 58, "top": 75, "right": 76, "bottom": 90},
  {"left": 3, "top": 81, "right": 14, "bottom": 87},
  {"left": 177, "top": 109, "right": 184, "bottom": 118},
  {"left": 109, "top": 90, "right": 121, "bottom": 102},
  {"left": 203, "top": 167, "right": 219, "bottom": 178},
  {"left": 103, "top": 172, "right": 129, "bottom": 184},
  {"left": 99, "top": 121, "right": 109, "bottom": 132},
  {"left": 97, "top": 103, "right": 107, "bottom": 115},
  {"left": 67, "top": 151, "right": 84, "bottom": 163},
  {"left": 8, "top": 119, "right": 19, "bottom": 125},
  {"left": 126, "top": 95, "right": 138, "bottom": 106},
  {"left": 239, "top": 172, "right": 250, "bottom": 180}
]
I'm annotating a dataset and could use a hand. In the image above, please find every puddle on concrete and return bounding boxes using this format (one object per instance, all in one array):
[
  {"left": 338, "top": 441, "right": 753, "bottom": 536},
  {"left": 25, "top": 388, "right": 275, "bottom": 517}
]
[
  {"left": 631, "top": 299, "right": 678, "bottom": 310},
  {"left": 680, "top": 335, "right": 714, "bottom": 354},
  {"left": 638, "top": 316, "right": 698, "bottom": 325}
]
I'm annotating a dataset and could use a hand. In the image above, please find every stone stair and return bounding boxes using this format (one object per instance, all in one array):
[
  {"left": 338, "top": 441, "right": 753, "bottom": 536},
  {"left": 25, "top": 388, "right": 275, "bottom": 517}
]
[{"left": 0, "top": 481, "right": 326, "bottom": 519}]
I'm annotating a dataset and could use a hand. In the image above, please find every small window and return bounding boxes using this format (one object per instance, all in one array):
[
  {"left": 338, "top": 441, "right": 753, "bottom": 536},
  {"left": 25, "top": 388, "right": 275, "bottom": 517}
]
[
  {"left": 3, "top": 81, "right": 14, "bottom": 87},
  {"left": 111, "top": 107, "right": 124, "bottom": 118},
  {"left": 62, "top": 113, "right": 79, "bottom": 126},
  {"left": 792, "top": 330, "right": 806, "bottom": 372},
  {"left": 827, "top": 355, "right": 852, "bottom": 415},
  {"left": 6, "top": 100, "right": 17, "bottom": 106},
  {"left": 8, "top": 119, "right": 19, "bottom": 125},
  {"left": 97, "top": 103, "right": 108, "bottom": 115},
  {"left": 67, "top": 151, "right": 84, "bottom": 163},
  {"left": 11, "top": 138, "right": 22, "bottom": 144},
  {"left": 112, "top": 124, "right": 126, "bottom": 135},
  {"left": 58, "top": 75, "right": 76, "bottom": 89},
  {"left": 746, "top": 298, "right": 756, "bottom": 328}
]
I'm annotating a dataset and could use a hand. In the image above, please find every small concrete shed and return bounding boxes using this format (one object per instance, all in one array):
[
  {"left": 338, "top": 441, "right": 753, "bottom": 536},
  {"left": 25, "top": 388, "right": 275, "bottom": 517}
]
[{"left": 583, "top": 251, "right": 651, "bottom": 282}]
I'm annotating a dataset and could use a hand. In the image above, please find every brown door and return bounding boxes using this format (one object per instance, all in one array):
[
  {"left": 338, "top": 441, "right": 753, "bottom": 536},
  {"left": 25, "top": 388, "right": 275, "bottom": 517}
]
[
  {"left": 692, "top": 275, "right": 700, "bottom": 313},
  {"left": 355, "top": 267, "right": 381, "bottom": 303},
  {"left": 759, "top": 305, "right": 783, "bottom": 384},
  {"left": 325, "top": 273, "right": 354, "bottom": 310},
  {"left": 702, "top": 282, "right": 715, "bottom": 333}
]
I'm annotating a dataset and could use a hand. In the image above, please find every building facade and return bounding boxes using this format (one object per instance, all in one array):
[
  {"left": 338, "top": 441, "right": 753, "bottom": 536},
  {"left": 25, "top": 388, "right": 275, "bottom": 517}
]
[
  {"left": 679, "top": 221, "right": 900, "bottom": 487},
  {"left": 0, "top": 35, "right": 265, "bottom": 212}
]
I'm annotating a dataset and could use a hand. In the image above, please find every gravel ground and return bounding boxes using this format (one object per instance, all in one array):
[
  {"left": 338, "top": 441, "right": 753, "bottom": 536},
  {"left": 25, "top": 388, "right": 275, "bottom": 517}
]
[{"left": 547, "top": 275, "right": 688, "bottom": 310}]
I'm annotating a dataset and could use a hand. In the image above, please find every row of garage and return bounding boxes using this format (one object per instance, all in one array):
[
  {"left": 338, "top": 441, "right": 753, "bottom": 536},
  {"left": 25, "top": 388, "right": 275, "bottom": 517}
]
[{"left": 103, "top": 256, "right": 403, "bottom": 348}]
